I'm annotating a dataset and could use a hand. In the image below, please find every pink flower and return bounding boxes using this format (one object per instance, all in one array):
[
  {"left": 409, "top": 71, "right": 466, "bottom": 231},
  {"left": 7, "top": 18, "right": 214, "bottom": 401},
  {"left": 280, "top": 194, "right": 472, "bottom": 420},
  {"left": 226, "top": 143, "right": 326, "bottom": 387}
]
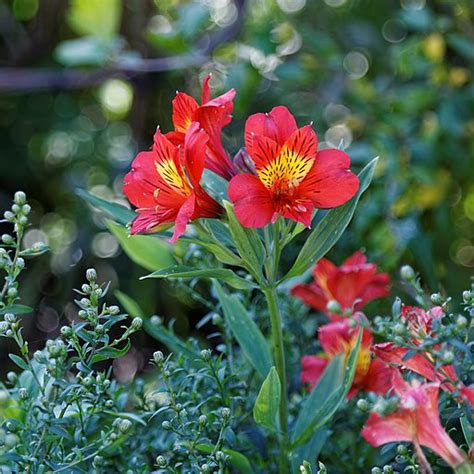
[{"left": 362, "top": 380, "right": 468, "bottom": 470}]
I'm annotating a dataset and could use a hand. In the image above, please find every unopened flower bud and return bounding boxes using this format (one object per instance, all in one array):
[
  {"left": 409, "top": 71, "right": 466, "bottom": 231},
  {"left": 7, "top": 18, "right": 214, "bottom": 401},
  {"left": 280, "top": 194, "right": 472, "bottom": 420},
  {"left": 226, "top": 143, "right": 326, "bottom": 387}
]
[
  {"left": 119, "top": 419, "right": 132, "bottom": 433},
  {"left": 7, "top": 287, "right": 17, "bottom": 299},
  {"left": 215, "top": 451, "right": 225, "bottom": 462},
  {"left": 150, "top": 315, "right": 162, "bottom": 326},
  {"left": 61, "top": 326, "right": 72, "bottom": 337},
  {"left": 0, "top": 321, "right": 9, "bottom": 333},
  {"left": 441, "top": 350, "right": 455, "bottom": 364},
  {"left": 198, "top": 414, "right": 207, "bottom": 426},
  {"left": 93, "top": 455, "right": 104, "bottom": 466},
  {"left": 1, "top": 234, "right": 14, "bottom": 245},
  {"left": 221, "top": 407, "right": 231, "bottom": 420},
  {"left": 108, "top": 305, "right": 120, "bottom": 315},
  {"left": 86, "top": 268, "right": 97, "bottom": 282},
  {"left": 4, "top": 211, "right": 15, "bottom": 222},
  {"left": 393, "top": 323, "right": 405, "bottom": 336},
  {"left": 6, "top": 372, "right": 17, "bottom": 383},
  {"left": 156, "top": 456, "right": 168, "bottom": 468},
  {"left": 400, "top": 265, "right": 415, "bottom": 281},
  {"left": 371, "top": 468, "right": 382, "bottom": 474},
  {"left": 463, "top": 290, "right": 472, "bottom": 303},
  {"left": 383, "top": 465, "right": 393, "bottom": 474},
  {"left": 4, "top": 313, "right": 16, "bottom": 323},
  {"left": 456, "top": 316, "right": 468, "bottom": 330},
  {"left": 430, "top": 293, "right": 443, "bottom": 305},
  {"left": 212, "top": 313, "right": 223, "bottom": 326},
  {"left": 14, "top": 192, "right": 26, "bottom": 206},
  {"left": 326, "top": 300, "right": 342, "bottom": 314},
  {"left": 162, "top": 420, "right": 172, "bottom": 431},
  {"left": 356, "top": 399, "right": 370, "bottom": 412},
  {"left": 200, "top": 464, "right": 210, "bottom": 473},
  {"left": 15, "top": 258, "right": 24, "bottom": 270},
  {"left": 21, "top": 204, "right": 31, "bottom": 215},
  {"left": 18, "top": 216, "right": 28, "bottom": 226},
  {"left": 200, "top": 349, "right": 211, "bottom": 361},
  {"left": 18, "top": 388, "right": 28, "bottom": 400},
  {"left": 397, "top": 444, "right": 408, "bottom": 455},
  {"left": 131, "top": 317, "right": 143, "bottom": 330},
  {"left": 153, "top": 351, "right": 164, "bottom": 365}
]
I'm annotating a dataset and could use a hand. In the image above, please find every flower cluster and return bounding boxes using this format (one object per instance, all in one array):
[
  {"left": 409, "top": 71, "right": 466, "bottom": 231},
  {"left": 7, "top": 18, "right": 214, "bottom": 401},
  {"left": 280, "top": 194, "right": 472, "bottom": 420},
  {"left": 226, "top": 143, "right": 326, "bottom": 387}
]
[
  {"left": 295, "top": 255, "right": 473, "bottom": 471},
  {"left": 123, "top": 76, "right": 359, "bottom": 240}
]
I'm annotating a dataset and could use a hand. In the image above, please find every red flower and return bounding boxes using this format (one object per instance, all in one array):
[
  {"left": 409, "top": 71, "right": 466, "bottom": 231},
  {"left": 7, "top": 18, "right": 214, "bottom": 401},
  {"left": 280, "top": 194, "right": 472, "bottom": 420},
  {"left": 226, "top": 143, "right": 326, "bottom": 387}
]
[
  {"left": 301, "top": 315, "right": 398, "bottom": 398},
  {"left": 227, "top": 106, "right": 359, "bottom": 228},
  {"left": 167, "top": 74, "right": 237, "bottom": 180},
  {"left": 362, "top": 380, "right": 468, "bottom": 470},
  {"left": 123, "top": 123, "right": 222, "bottom": 242},
  {"left": 291, "top": 251, "right": 390, "bottom": 318},
  {"left": 373, "top": 305, "right": 474, "bottom": 406}
]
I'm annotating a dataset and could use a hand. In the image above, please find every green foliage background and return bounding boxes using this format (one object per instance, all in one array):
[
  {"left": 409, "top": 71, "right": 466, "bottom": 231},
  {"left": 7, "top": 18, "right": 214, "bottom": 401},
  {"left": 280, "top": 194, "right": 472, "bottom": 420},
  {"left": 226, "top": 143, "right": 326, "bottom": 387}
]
[{"left": 0, "top": 0, "right": 473, "bottom": 370}]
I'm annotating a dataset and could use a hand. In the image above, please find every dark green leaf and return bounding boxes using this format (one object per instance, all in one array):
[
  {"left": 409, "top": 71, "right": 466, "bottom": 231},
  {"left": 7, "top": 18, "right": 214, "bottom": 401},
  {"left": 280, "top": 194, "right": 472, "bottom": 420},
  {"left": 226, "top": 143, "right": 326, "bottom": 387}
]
[
  {"left": 108, "top": 221, "right": 174, "bottom": 272},
  {"left": 90, "top": 340, "right": 131, "bottom": 364},
  {"left": 141, "top": 265, "right": 257, "bottom": 290},
  {"left": 76, "top": 189, "right": 135, "bottom": 226},
  {"left": 253, "top": 366, "right": 281, "bottom": 431},
  {"left": 281, "top": 158, "right": 378, "bottom": 282},
  {"left": 0, "top": 305, "right": 33, "bottom": 315},
  {"left": 201, "top": 169, "right": 229, "bottom": 204},
  {"left": 104, "top": 410, "right": 147, "bottom": 427},
  {"left": 9, "top": 354, "right": 30, "bottom": 371},
  {"left": 215, "top": 282, "right": 272, "bottom": 378},
  {"left": 291, "top": 428, "right": 330, "bottom": 473},
  {"left": 223, "top": 201, "right": 266, "bottom": 283}
]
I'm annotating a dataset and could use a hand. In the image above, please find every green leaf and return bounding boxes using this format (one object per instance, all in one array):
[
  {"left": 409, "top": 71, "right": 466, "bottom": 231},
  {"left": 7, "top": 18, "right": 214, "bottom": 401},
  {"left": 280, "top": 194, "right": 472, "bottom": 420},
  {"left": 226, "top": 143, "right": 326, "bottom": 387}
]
[
  {"left": 281, "top": 158, "right": 378, "bottom": 282},
  {"left": 183, "top": 238, "right": 242, "bottom": 266},
  {"left": 253, "top": 366, "right": 281, "bottom": 431},
  {"left": 291, "top": 331, "right": 361, "bottom": 448},
  {"left": 67, "top": 0, "right": 122, "bottom": 40},
  {"left": 215, "top": 282, "right": 272, "bottom": 378},
  {"left": 291, "top": 428, "right": 330, "bottom": 473},
  {"left": 201, "top": 169, "right": 229, "bottom": 204},
  {"left": 141, "top": 265, "right": 257, "bottom": 290},
  {"left": 9, "top": 354, "right": 30, "bottom": 371},
  {"left": 223, "top": 201, "right": 266, "bottom": 283},
  {"left": 107, "top": 221, "right": 174, "bottom": 272},
  {"left": 77, "top": 189, "right": 135, "bottom": 226},
  {"left": 0, "top": 305, "right": 33, "bottom": 315},
  {"left": 460, "top": 416, "right": 472, "bottom": 446},
  {"left": 194, "top": 444, "right": 254, "bottom": 474},
  {"left": 115, "top": 291, "right": 202, "bottom": 363},
  {"left": 90, "top": 340, "right": 131, "bottom": 364}
]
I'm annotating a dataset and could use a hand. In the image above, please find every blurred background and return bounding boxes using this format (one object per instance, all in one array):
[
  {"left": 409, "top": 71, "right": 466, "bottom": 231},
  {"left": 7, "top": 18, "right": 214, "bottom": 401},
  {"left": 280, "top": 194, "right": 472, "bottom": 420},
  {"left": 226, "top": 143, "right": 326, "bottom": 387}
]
[{"left": 0, "top": 0, "right": 473, "bottom": 376}]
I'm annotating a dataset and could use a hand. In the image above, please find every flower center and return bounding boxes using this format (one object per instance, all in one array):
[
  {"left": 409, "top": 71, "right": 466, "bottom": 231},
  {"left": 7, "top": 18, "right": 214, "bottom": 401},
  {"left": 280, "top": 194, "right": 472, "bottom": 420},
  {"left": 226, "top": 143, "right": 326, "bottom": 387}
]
[{"left": 155, "top": 159, "right": 191, "bottom": 195}]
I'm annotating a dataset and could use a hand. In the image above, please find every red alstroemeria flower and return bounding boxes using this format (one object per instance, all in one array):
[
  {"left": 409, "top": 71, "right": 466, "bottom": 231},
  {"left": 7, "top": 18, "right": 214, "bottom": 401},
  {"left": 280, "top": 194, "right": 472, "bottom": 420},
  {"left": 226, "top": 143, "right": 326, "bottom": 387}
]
[
  {"left": 123, "top": 122, "right": 222, "bottom": 242},
  {"left": 166, "top": 74, "right": 237, "bottom": 180},
  {"left": 373, "top": 304, "right": 474, "bottom": 406},
  {"left": 362, "top": 380, "right": 468, "bottom": 471},
  {"left": 301, "top": 315, "right": 398, "bottom": 398},
  {"left": 291, "top": 251, "right": 390, "bottom": 318},
  {"left": 227, "top": 106, "right": 359, "bottom": 228}
]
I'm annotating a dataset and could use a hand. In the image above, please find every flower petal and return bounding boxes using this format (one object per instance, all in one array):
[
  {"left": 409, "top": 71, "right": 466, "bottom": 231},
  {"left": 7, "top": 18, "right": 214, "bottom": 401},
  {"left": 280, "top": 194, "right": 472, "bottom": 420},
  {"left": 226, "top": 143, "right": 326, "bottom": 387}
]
[
  {"left": 169, "top": 194, "right": 196, "bottom": 243},
  {"left": 362, "top": 411, "right": 414, "bottom": 447},
  {"left": 172, "top": 92, "right": 199, "bottom": 133},
  {"left": 228, "top": 174, "right": 275, "bottom": 227},
  {"left": 184, "top": 122, "right": 209, "bottom": 186},
  {"left": 291, "top": 282, "right": 329, "bottom": 312},
  {"left": 300, "top": 149, "right": 359, "bottom": 208}
]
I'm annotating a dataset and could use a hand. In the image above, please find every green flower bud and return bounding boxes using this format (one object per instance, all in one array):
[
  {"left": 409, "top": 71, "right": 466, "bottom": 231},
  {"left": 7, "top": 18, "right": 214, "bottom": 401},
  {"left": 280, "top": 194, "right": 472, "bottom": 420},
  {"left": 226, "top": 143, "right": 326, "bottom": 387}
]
[
  {"left": 105, "top": 400, "right": 114, "bottom": 408},
  {"left": 400, "top": 265, "right": 415, "bottom": 281},
  {"left": 60, "top": 326, "right": 73, "bottom": 337},
  {"left": 6, "top": 372, "right": 17, "bottom": 383},
  {"left": 441, "top": 350, "right": 455, "bottom": 364},
  {"left": 383, "top": 465, "right": 393, "bottom": 474},
  {"left": 16, "top": 258, "right": 24, "bottom": 270},
  {"left": 3, "top": 211, "right": 15, "bottom": 222},
  {"left": 221, "top": 407, "right": 231, "bottom": 420},
  {"left": 393, "top": 323, "right": 405, "bottom": 336},
  {"left": 150, "top": 315, "right": 162, "bottom": 326},
  {"left": 1, "top": 234, "right": 14, "bottom": 245},
  {"left": 200, "top": 349, "right": 211, "bottom": 361},
  {"left": 198, "top": 414, "right": 207, "bottom": 426},
  {"left": 462, "top": 290, "right": 472, "bottom": 303},
  {"left": 371, "top": 468, "right": 382, "bottom": 474},
  {"left": 131, "top": 317, "right": 143, "bottom": 331},
  {"left": 215, "top": 451, "right": 226, "bottom": 462},
  {"left": 430, "top": 293, "right": 443, "bottom": 305},
  {"left": 4, "top": 313, "right": 15, "bottom": 323},
  {"left": 0, "top": 322, "right": 9, "bottom": 333},
  {"left": 200, "top": 464, "right": 210, "bottom": 473},
  {"left": 156, "top": 456, "right": 168, "bottom": 468},
  {"left": 108, "top": 305, "right": 120, "bottom": 315},
  {"left": 326, "top": 299, "right": 342, "bottom": 314},
  {"left": 18, "top": 216, "right": 28, "bottom": 226},
  {"left": 14, "top": 191, "right": 26, "bottom": 206},
  {"left": 153, "top": 351, "right": 164, "bottom": 365},
  {"left": 21, "top": 204, "right": 31, "bottom": 215},
  {"left": 357, "top": 399, "right": 370, "bottom": 412},
  {"left": 18, "top": 388, "right": 28, "bottom": 400},
  {"left": 456, "top": 316, "right": 468, "bottom": 330},
  {"left": 162, "top": 420, "right": 172, "bottom": 431},
  {"left": 397, "top": 444, "right": 408, "bottom": 455},
  {"left": 86, "top": 268, "right": 97, "bottom": 282},
  {"left": 119, "top": 419, "right": 132, "bottom": 433},
  {"left": 7, "top": 287, "right": 17, "bottom": 299}
]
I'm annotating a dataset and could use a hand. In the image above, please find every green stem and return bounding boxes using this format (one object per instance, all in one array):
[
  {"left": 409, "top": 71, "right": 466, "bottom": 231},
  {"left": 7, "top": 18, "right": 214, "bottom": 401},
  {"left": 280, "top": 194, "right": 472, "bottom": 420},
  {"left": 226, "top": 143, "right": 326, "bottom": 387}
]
[{"left": 263, "top": 286, "right": 290, "bottom": 474}]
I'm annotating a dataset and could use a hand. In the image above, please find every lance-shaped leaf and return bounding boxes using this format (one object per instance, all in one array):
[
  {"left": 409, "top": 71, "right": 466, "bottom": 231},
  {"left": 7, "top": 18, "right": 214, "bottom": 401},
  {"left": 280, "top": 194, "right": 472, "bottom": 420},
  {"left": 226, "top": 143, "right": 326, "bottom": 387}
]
[
  {"left": 223, "top": 201, "right": 266, "bottom": 283},
  {"left": 281, "top": 157, "right": 378, "bottom": 283},
  {"left": 253, "top": 367, "right": 281, "bottom": 431},
  {"left": 108, "top": 221, "right": 174, "bottom": 272},
  {"left": 141, "top": 265, "right": 256, "bottom": 290},
  {"left": 0, "top": 305, "right": 33, "bottom": 315},
  {"left": 291, "top": 331, "right": 361, "bottom": 447},
  {"left": 215, "top": 283, "right": 272, "bottom": 378},
  {"left": 195, "top": 444, "right": 254, "bottom": 474},
  {"left": 77, "top": 189, "right": 135, "bottom": 226}
]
